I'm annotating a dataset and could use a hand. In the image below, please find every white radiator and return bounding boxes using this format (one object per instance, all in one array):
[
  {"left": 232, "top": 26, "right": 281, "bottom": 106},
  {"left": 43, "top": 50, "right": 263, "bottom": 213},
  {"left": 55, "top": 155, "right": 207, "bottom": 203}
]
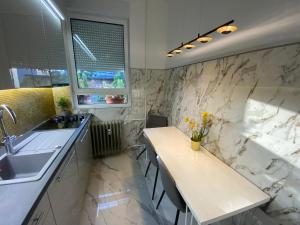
[{"left": 91, "top": 120, "right": 123, "bottom": 157}]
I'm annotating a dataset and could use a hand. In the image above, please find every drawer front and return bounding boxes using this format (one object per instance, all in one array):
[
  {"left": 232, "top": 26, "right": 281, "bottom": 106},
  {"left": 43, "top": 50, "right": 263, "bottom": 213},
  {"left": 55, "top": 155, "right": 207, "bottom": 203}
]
[
  {"left": 27, "top": 194, "right": 50, "bottom": 225},
  {"left": 75, "top": 124, "right": 92, "bottom": 206},
  {"left": 48, "top": 147, "right": 80, "bottom": 225}
]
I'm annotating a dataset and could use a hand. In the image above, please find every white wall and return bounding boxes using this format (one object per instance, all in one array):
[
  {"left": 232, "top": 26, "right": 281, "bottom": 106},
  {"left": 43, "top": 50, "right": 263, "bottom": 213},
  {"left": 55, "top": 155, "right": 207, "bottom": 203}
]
[
  {"left": 65, "top": 0, "right": 129, "bottom": 19},
  {"left": 145, "top": 0, "right": 168, "bottom": 69},
  {"left": 129, "top": 0, "right": 146, "bottom": 69},
  {"left": 166, "top": 0, "right": 300, "bottom": 68}
]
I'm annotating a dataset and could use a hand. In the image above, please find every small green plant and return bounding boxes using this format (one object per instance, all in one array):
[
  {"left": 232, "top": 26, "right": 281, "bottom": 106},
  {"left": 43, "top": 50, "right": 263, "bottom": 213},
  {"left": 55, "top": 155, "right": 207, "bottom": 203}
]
[
  {"left": 77, "top": 70, "right": 89, "bottom": 88},
  {"left": 112, "top": 72, "right": 125, "bottom": 88},
  {"left": 57, "top": 97, "right": 71, "bottom": 111}
]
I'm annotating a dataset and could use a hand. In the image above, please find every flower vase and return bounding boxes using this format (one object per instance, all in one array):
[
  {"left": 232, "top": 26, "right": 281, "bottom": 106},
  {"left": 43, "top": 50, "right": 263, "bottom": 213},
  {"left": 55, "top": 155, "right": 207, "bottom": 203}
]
[{"left": 191, "top": 139, "right": 201, "bottom": 151}]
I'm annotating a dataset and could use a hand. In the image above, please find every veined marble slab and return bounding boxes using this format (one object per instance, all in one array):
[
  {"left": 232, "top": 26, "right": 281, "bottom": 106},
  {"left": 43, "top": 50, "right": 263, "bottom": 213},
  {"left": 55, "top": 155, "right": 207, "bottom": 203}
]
[{"left": 166, "top": 43, "right": 300, "bottom": 225}]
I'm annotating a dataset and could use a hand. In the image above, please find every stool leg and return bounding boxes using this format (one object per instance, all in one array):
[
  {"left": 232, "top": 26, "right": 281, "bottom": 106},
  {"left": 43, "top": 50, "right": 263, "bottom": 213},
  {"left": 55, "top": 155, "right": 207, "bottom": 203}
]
[
  {"left": 156, "top": 190, "right": 165, "bottom": 209},
  {"left": 185, "top": 205, "right": 188, "bottom": 225},
  {"left": 189, "top": 213, "right": 193, "bottom": 225},
  {"left": 144, "top": 161, "right": 151, "bottom": 177},
  {"left": 175, "top": 209, "right": 180, "bottom": 225},
  {"left": 136, "top": 147, "right": 146, "bottom": 160},
  {"left": 152, "top": 167, "right": 159, "bottom": 200}
]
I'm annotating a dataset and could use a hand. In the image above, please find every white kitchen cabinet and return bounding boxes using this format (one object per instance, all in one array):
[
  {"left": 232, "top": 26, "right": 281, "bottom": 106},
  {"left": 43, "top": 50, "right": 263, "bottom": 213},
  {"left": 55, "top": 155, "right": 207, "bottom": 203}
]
[
  {"left": 47, "top": 146, "right": 81, "bottom": 225},
  {"left": 30, "top": 122, "right": 92, "bottom": 225},
  {"left": 27, "top": 193, "right": 56, "bottom": 225},
  {"left": 75, "top": 123, "right": 92, "bottom": 205}
]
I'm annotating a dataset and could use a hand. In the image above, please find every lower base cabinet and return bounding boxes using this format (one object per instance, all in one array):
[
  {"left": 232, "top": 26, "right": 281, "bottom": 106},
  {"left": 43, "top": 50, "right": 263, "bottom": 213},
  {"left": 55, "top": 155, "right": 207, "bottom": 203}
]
[
  {"left": 27, "top": 194, "right": 56, "bottom": 225},
  {"left": 27, "top": 123, "right": 92, "bottom": 225},
  {"left": 47, "top": 146, "right": 81, "bottom": 225},
  {"left": 75, "top": 124, "right": 93, "bottom": 206}
]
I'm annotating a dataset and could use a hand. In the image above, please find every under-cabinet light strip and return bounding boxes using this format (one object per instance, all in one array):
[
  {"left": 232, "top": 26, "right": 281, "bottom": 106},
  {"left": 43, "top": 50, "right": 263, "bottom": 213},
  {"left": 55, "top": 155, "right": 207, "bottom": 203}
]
[{"left": 41, "top": 0, "right": 65, "bottom": 21}]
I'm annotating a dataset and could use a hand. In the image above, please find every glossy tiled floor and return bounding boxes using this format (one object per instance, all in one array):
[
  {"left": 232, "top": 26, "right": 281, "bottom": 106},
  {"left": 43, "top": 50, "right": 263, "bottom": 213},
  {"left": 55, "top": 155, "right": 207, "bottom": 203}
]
[
  {"left": 79, "top": 151, "right": 162, "bottom": 225},
  {"left": 79, "top": 150, "right": 239, "bottom": 225}
]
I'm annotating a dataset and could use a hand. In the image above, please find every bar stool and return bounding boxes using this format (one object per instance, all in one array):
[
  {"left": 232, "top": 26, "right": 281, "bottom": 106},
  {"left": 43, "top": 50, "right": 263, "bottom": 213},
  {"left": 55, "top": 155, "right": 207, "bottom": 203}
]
[
  {"left": 144, "top": 135, "right": 159, "bottom": 200},
  {"left": 136, "top": 114, "right": 168, "bottom": 160},
  {"left": 156, "top": 156, "right": 187, "bottom": 225}
]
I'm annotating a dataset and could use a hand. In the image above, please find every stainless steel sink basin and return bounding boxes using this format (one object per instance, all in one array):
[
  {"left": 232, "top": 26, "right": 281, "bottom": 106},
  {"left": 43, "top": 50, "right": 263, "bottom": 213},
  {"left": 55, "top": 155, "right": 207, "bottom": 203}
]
[{"left": 0, "top": 152, "right": 55, "bottom": 185}]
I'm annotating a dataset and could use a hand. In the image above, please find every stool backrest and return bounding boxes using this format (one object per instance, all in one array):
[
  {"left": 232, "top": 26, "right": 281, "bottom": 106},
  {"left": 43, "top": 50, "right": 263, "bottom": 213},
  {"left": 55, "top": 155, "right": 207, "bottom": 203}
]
[
  {"left": 157, "top": 156, "right": 186, "bottom": 212},
  {"left": 146, "top": 115, "right": 168, "bottom": 128}
]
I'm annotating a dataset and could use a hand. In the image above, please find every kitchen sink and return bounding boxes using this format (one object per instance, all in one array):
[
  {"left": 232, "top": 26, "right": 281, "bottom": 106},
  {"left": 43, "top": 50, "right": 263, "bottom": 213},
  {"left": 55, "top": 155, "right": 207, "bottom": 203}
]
[
  {"left": 0, "top": 151, "right": 57, "bottom": 185},
  {"left": 0, "top": 129, "right": 75, "bottom": 185}
]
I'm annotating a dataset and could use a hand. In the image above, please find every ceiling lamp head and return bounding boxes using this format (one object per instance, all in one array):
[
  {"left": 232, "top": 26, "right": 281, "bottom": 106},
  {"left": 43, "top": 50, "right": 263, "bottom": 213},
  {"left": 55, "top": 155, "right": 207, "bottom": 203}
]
[
  {"left": 173, "top": 49, "right": 182, "bottom": 54},
  {"left": 217, "top": 25, "right": 238, "bottom": 34},
  {"left": 183, "top": 44, "right": 196, "bottom": 50},
  {"left": 197, "top": 36, "right": 213, "bottom": 43},
  {"left": 166, "top": 53, "right": 174, "bottom": 57}
]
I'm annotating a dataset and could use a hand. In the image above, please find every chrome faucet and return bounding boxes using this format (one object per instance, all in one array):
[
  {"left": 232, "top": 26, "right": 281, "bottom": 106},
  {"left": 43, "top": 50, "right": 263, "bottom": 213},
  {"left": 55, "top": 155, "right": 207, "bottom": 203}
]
[{"left": 0, "top": 104, "right": 17, "bottom": 154}]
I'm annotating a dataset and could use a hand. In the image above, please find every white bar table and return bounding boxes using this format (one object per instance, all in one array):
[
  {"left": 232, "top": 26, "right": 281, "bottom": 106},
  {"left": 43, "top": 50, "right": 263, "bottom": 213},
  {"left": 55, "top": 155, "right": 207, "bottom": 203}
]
[{"left": 144, "top": 127, "right": 270, "bottom": 225}]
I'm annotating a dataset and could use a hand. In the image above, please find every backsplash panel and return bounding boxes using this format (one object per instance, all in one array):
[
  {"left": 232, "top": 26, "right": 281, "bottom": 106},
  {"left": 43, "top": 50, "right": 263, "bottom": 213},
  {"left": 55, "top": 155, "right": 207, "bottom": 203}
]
[
  {"left": 52, "top": 86, "right": 73, "bottom": 115},
  {"left": 0, "top": 88, "right": 55, "bottom": 138},
  {"left": 166, "top": 43, "right": 300, "bottom": 225}
]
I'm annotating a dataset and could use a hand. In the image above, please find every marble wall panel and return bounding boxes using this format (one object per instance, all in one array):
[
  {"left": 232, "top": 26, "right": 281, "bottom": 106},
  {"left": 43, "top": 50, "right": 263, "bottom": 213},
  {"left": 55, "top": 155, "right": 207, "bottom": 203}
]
[{"left": 166, "top": 43, "right": 300, "bottom": 225}]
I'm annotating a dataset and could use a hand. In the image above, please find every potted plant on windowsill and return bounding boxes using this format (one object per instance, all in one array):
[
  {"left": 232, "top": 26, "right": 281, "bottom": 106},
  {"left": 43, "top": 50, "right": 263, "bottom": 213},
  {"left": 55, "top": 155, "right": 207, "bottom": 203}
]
[
  {"left": 105, "top": 95, "right": 126, "bottom": 104},
  {"left": 57, "top": 97, "right": 72, "bottom": 117},
  {"left": 184, "top": 112, "right": 212, "bottom": 151}
]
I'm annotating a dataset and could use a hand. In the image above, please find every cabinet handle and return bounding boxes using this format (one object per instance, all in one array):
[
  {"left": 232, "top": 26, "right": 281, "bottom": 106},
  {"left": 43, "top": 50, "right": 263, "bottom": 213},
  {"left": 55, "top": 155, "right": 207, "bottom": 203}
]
[
  {"left": 80, "top": 129, "right": 89, "bottom": 143},
  {"left": 56, "top": 176, "right": 61, "bottom": 183},
  {"left": 32, "top": 211, "right": 44, "bottom": 225}
]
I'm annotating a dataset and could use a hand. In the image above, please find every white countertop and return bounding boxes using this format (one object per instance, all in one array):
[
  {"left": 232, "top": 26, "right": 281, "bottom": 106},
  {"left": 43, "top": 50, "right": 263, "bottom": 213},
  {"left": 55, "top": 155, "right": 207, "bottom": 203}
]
[{"left": 143, "top": 127, "right": 270, "bottom": 225}]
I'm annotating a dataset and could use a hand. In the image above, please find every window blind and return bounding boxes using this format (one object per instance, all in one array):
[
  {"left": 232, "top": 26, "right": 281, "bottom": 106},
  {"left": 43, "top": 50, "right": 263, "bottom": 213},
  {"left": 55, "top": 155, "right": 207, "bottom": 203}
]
[{"left": 70, "top": 19, "right": 125, "bottom": 71}]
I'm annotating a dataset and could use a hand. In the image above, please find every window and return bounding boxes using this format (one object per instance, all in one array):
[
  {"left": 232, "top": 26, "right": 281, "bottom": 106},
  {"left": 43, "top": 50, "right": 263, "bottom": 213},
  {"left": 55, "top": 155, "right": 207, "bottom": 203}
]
[{"left": 68, "top": 17, "right": 130, "bottom": 108}]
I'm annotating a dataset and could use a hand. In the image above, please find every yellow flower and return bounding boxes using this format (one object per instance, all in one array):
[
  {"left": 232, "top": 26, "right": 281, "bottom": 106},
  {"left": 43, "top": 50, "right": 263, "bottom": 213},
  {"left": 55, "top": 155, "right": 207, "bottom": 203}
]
[
  {"left": 188, "top": 119, "right": 197, "bottom": 130},
  {"left": 201, "top": 112, "right": 209, "bottom": 127},
  {"left": 201, "top": 112, "right": 209, "bottom": 118},
  {"left": 184, "top": 117, "right": 189, "bottom": 123}
]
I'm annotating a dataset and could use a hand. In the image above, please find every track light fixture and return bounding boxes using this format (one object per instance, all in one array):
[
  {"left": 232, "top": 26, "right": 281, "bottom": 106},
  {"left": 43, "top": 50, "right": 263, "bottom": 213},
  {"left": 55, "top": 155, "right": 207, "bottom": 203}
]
[
  {"left": 173, "top": 49, "right": 183, "bottom": 54},
  {"left": 183, "top": 44, "right": 196, "bottom": 49},
  {"left": 166, "top": 20, "right": 238, "bottom": 57},
  {"left": 197, "top": 36, "right": 213, "bottom": 43},
  {"left": 217, "top": 25, "right": 238, "bottom": 34}
]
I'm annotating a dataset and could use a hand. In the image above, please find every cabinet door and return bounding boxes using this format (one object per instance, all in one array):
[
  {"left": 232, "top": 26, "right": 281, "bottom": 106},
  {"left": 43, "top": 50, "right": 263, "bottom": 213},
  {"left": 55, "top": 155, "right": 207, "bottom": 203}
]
[
  {"left": 42, "top": 201, "right": 56, "bottom": 225},
  {"left": 27, "top": 193, "right": 55, "bottom": 225},
  {"left": 75, "top": 124, "right": 92, "bottom": 204},
  {"left": 48, "top": 147, "right": 80, "bottom": 225}
]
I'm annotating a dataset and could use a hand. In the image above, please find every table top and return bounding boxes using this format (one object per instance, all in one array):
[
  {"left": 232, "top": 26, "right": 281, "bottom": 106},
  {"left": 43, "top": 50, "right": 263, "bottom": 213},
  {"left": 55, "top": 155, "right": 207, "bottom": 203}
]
[{"left": 143, "top": 127, "right": 270, "bottom": 225}]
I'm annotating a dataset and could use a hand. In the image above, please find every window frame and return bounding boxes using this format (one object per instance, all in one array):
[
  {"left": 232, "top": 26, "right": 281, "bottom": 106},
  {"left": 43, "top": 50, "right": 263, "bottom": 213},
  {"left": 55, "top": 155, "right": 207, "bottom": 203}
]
[{"left": 63, "top": 13, "right": 131, "bottom": 109}]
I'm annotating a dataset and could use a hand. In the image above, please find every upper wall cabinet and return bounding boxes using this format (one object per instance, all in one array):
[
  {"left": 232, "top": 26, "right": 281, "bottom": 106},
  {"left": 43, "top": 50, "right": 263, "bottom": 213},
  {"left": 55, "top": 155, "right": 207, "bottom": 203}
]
[{"left": 0, "top": 0, "right": 69, "bottom": 90}]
